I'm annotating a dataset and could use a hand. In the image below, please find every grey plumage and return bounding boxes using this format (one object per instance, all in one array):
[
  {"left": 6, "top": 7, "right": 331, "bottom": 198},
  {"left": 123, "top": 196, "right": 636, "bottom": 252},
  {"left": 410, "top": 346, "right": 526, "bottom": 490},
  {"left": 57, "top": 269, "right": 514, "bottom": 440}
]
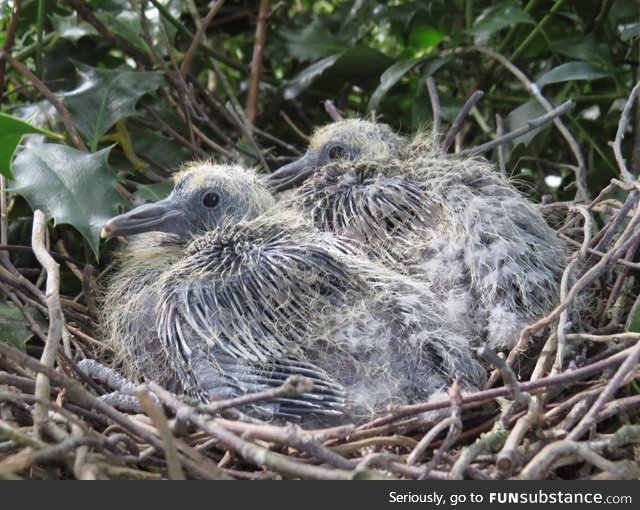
[
  {"left": 265, "top": 119, "right": 567, "bottom": 349},
  {"left": 101, "top": 163, "right": 485, "bottom": 424}
]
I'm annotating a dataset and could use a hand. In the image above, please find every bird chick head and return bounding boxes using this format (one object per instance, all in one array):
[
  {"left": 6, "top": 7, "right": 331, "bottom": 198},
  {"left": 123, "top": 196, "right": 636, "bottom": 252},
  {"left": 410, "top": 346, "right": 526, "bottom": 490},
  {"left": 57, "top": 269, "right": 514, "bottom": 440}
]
[
  {"left": 101, "top": 163, "right": 275, "bottom": 239},
  {"left": 265, "top": 119, "right": 407, "bottom": 192}
]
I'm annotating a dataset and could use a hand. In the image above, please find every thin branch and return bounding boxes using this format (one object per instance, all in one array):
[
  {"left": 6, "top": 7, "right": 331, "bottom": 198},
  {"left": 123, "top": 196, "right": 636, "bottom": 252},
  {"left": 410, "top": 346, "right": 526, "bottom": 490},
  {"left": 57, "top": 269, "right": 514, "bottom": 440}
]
[
  {"left": 0, "top": 50, "right": 87, "bottom": 151},
  {"left": 357, "top": 345, "right": 636, "bottom": 430},
  {"left": 478, "top": 346, "right": 530, "bottom": 405},
  {"left": 567, "top": 339, "right": 640, "bottom": 440},
  {"left": 495, "top": 114, "right": 508, "bottom": 178},
  {"left": 246, "top": 0, "right": 271, "bottom": 123},
  {"left": 441, "top": 90, "right": 484, "bottom": 153},
  {"left": 225, "top": 102, "right": 270, "bottom": 171},
  {"left": 609, "top": 79, "right": 640, "bottom": 183},
  {"left": 324, "top": 100, "right": 344, "bottom": 122},
  {"left": 31, "top": 210, "right": 66, "bottom": 438},
  {"left": 425, "top": 77, "right": 442, "bottom": 137},
  {"left": 470, "top": 45, "right": 588, "bottom": 202},
  {"left": 518, "top": 439, "right": 640, "bottom": 480},
  {"left": 134, "top": 384, "right": 185, "bottom": 480},
  {"left": 180, "top": 0, "right": 227, "bottom": 77},
  {"left": 280, "top": 111, "right": 310, "bottom": 141},
  {"left": 64, "top": 0, "right": 152, "bottom": 68},
  {"left": 0, "top": 0, "right": 21, "bottom": 100},
  {"left": 457, "top": 99, "right": 575, "bottom": 158},
  {"left": 195, "top": 376, "right": 313, "bottom": 414}
]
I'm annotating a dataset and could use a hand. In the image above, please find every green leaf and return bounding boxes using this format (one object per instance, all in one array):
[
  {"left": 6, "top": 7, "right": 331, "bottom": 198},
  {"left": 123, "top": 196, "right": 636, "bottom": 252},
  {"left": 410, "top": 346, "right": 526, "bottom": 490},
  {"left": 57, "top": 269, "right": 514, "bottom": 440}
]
[
  {"left": 504, "top": 99, "right": 548, "bottom": 150},
  {"left": 10, "top": 144, "right": 128, "bottom": 258},
  {"left": 420, "top": 56, "right": 453, "bottom": 79},
  {"left": 628, "top": 305, "right": 640, "bottom": 333},
  {"left": 468, "top": 3, "right": 535, "bottom": 37},
  {"left": 279, "top": 23, "right": 346, "bottom": 62},
  {"left": 369, "top": 58, "right": 423, "bottom": 111},
  {"left": 409, "top": 25, "right": 445, "bottom": 49},
  {"left": 0, "top": 300, "right": 33, "bottom": 351},
  {"left": 553, "top": 36, "right": 612, "bottom": 67},
  {"left": 284, "top": 47, "right": 391, "bottom": 100},
  {"left": 97, "top": 12, "right": 151, "bottom": 54},
  {"left": 620, "top": 23, "right": 640, "bottom": 42},
  {"left": 284, "top": 53, "right": 343, "bottom": 100},
  {"left": 60, "top": 63, "right": 164, "bottom": 152},
  {"left": 0, "top": 113, "right": 64, "bottom": 179},
  {"left": 536, "top": 62, "right": 612, "bottom": 87},
  {"left": 51, "top": 13, "right": 99, "bottom": 42},
  {"left": 96, "top": 1, "right": 183, "bottom": 53},
  {"left": 135, "top": 181, "right": 173, "bottom": 202}
]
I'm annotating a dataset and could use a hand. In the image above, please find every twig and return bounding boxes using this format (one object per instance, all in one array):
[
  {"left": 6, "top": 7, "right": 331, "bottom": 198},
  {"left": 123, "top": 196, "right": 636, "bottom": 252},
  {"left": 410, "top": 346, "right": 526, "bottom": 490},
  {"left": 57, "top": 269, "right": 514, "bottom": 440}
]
[
  {"left": 31, "top": 210, "right": 67, "bottom": 437},
  {"left": 503, "top": 204, "right": 640, "bottom": 372},
  {"left": 0, "top": 0, "right": 21, "bottom": 100},
  {"left": 554, "top": 256, "right": 581, "bottom": 373},
  {"left": 567, "top": 339, "right": 640, "bottom": 440},
  {"left": 456, "top": 99, "right": 575, "bottom": 157},
  {"left": 324, "top": 100, "right": 344, "bottom": 122},
  {"left": 225, "top": 102, "right": 270, "bottom": 171},
  {"left": 150, "top": 384, "right": 387, "bottom": 479},
  {"left": 246, "top": 0, "right": 271, "bottom": 123},
  {"left": 518, "top": 440, "right": 640, "bottom": 480},
  {"left": 358, "top": 344, "right": 636, "bottom": 430},
  {"left": 64, "top": 0, "right": 151, "bottom": 68},
  {"left": 142, "top": 106, "right": 210, "bottom": 159},
  {"left": 406, "top": 416, "right": 459, "bottom": 466},
  {"left": 0, "top": 178, "right": 8, "bottom": 254},
  {"left": 564, "top": 332, "right": 640, "bottom": 343},
  {"left": 609, "top": 80, "right": 640, "bottom": 183},
  {"left": 419, "top": 381, "right": 463, "bottom": 479},
  {"left": 470, "top": 45, "right": 588, "bottom": 202},
  {"left": 597, "top": 394, "right": 640, "bottom": 421},
  {"left": 280, "top": 111, "right": 310, "bottom": 141},
  {"left": 479, "top": 346, "right": 529, "bottom": 405},
  {"left": 495, "top": 114, "right": 507, "bottom": 178},
  {"left": 195, "top": 375, "right": 313, "bottom": 414},
  {"left": 425, "top": 77, "right": 442, "bottom": 137},
  {"left": 558, "top": 234, "right": 640, "bottom": 271},
  {"left": 441, "top": 90, "right": 484, "bottom": 153},
  {"left": 134, "top": 384, "right": 185, "bottom": 480},
  {"left": 496, "top": 397, "right": 541, "bottom": 472},
  {"left": 599, "top": 240, "right": 639, "bottom": 327},
  {"left": 180, "top": 0, "right": 227, "bottom": 77},
  {"left": 0, "top": 50, "right": 87, "bottom": 152},
  {"left": 0, "top": 341, "right": 230, "bottom": 479},
  {"left": 215, "top": 419, "right": 354, "bottom": 470},
  {"left": 450, "top": 419, "right": 507, "bottom": 480}
]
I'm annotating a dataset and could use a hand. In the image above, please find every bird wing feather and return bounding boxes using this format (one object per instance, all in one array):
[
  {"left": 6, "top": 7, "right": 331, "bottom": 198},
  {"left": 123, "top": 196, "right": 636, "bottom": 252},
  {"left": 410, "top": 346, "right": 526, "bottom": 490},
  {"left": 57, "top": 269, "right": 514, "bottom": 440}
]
[{"left": 156, "top": 220, "right": 365, "bottom": 417}]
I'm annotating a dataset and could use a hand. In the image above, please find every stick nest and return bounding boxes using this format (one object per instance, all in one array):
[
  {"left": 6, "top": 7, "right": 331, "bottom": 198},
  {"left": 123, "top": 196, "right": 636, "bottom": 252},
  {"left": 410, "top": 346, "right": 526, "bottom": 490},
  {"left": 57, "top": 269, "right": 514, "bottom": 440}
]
[{"left": 1, "top": 90, "right": 640, "bottom": 481}]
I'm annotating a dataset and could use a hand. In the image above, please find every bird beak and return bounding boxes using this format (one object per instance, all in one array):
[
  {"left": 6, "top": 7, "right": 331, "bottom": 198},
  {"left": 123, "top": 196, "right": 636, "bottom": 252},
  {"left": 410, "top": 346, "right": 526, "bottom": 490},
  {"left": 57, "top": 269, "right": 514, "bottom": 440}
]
[
  {"left": 262, "top": 151, "right": 318, "bottom": 192},
  {"left": 101, "top": 198, "right": 186, "bottom": 238}
]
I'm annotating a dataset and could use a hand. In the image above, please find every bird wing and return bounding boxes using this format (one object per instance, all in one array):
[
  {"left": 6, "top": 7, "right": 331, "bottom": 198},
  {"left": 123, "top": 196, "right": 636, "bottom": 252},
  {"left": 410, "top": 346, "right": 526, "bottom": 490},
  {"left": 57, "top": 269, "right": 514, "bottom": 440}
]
[{"left": 156, "top": 222, "right": 363, "bottom": 418}]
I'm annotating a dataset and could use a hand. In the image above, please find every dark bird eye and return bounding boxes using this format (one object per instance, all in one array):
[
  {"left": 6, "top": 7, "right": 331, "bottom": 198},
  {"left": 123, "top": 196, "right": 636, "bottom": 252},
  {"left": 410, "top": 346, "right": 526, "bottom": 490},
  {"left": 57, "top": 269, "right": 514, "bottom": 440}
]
[
  {"left": 202, "top": 192, "right": 220, "bottom": 208},
  {"left": 327, "top": 144, "right": 349, "bottom": 160}
]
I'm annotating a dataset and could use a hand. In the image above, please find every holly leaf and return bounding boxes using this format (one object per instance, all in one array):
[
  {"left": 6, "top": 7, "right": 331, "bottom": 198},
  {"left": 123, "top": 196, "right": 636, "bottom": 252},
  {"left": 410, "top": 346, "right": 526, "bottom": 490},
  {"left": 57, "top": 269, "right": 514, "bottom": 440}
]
[
  {"left": 0, "top": 113, "right": 63, "bottom": 179},
  {"left": 51, "top": 13, "right": 99, "bottom": 42},
  {"left": 59, "top": 63, "right": 164, "bottom": 151},
  {"left": 0, "top": 300, "right": 40, "bottom": 352},
  {"left": 536, "top": 61, "right": 612, "bottom": 87},
  {"left": 10, "top": 144, "right": 128, "bottom": 258}
]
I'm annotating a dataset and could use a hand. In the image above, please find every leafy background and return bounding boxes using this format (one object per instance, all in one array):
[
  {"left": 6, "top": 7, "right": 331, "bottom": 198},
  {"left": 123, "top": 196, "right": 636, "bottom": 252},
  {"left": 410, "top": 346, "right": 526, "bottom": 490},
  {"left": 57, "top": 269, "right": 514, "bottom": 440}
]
[{"left": 0, "top": 0, "right": 639, "bottom": 344}]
